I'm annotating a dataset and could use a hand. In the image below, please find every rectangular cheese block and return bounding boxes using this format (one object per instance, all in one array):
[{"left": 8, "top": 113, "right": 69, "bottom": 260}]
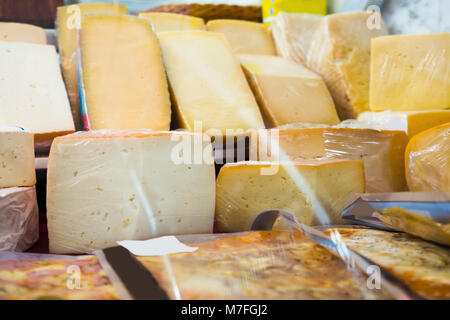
[
  {"left": 139, "top": 12, "right": 205, "bottom": 33},
  {"left": 370, "top": 34, "right": 450, "bottom": 112},
  {"left": 0, "top": 42, "right": 75, "bottom": 152},
  {"left": 206, "top": 20, "right": 276, "bottom": 55},
  {"left": 215, "top": 160, "right": 365, "bottom": 232},
  {"left": 79, "top": 15, "right": 171, "bottom": 131},
  {"left": 47, "top": 130, "right": 216, "bottom": 254},
  {"left": 307, "top": 12, "right": 388, "bottom": 120},
  {"left": 158, "top": 31, "right": 265, "bottom": 136},
  {"left": 238, "top": 54, "right": 339, "bottom": 127},
  {"left": 57, "top": 3, "right": 129, "bottom": 130},
  {"left": 0, "top": 22, "right": 47, "bottom": 44}
]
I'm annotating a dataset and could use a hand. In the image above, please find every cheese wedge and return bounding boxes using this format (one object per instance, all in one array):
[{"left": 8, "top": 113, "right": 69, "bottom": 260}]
[
  {"left": 406, "top": 123, "right": 450, "bottom": 192},
  {"left": 159, "top": 31, "right": 265, "bottom": 136},
  {"left": 370, "top": 34, "right": 450, "bottom": 112},
  {"left": 307, "top": 12, "right": 388, "bottom": 120},
  {"left": 79, "top": 15, "right": 171, "bottom": 131},
  {"left": 47, "top": 130, "right": 216, "bottom": 254},
  {"left": 206, "top": 20, "right": 276, "bottom": 55},
  {"left": 239, "top": 54, "right": 339, "bottom": 127},
  {"left": 0, "top": 22, "right": 47, "bottom": 44},
  {"left": 139, "top": 12, "right": 205, "bottom": 33},
  {"left": 216, "top": 160, "right": 365, "bottom": 232}
]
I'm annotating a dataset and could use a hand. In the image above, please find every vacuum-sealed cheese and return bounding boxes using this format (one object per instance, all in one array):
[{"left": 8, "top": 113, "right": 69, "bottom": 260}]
[
  {"left": 139, "top": 12, "right": 205, "bottom": 32},
  {"left": 0, "top": 22, "right": 46, "bottom": 44}
]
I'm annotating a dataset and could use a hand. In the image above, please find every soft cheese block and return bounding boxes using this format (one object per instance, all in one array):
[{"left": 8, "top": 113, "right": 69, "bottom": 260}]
[
  {"left": 206, "top": 20, "right": 276, "bottom": 55},
  {"left": 405, "top": 123, "right": 450, "bottom": 192},
  {"left": 216, "top": 160, "right": 365, "bottom": 232},
  {"left": 307, "top": 12, "right": 388, "bottom": 120},
  {"left": 80, "top": 15, "right": 171, "bottom": 131},
  {"left": 0, "top": 22, "right": 47, "bottom": 44},
  {"left": 238, "top": 54, "right": 339, "bottom": 127},
  {"left": 159, "top": 31, "right": 265, "bottom": 135},
  {"left": 370, "top": 34, "right": 450, "bottom": 112},
  {"left": 47, "top": 130, "right": 216, "bottom": 254},
  {"left": 139, "top": 12, "right": 205, "bottom": 33}
]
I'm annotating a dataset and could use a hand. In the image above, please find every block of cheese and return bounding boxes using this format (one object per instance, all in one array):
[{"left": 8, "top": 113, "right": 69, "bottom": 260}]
[
  {"left": 139, "top": 12, "right": 205, "bottom": 33},
  {"left": 270, "top": 12, "right": 323, "bottom": 65},
  {"left": 251, "top": 126, "right": 408, "bottom": 193},
  {"left": 215, "top": 160, "right": 365, "bottom": 232},
  {"left": 307, "top": 12, "right": 388, "bottom": 120},
  {"left": 405, "top": 123, "right": 450, "bottom": 192},
  {"left": 158, "top": 31, "right": 264, "bottom": 135},
  {"left": 0, "top": 127, "right": 35, "bottom": 188},
  {"left": 56, "top": 3, "right": 129, "bottom": 130},
  {"left": 238, "top": 54, "right": 339, "bottom": 127},
  {"left": 206, "top": 20, "right": 276, "bottom": 55},
  {"left": 358, "top": 110, "right": 450, "bottom": 140},
  {"left": 370, "top": 34, "right": 450, "bottom": 112},
  {"left": 0, "top": 22, "right": 47, "bottom": 44},
  {"left": 0, "top": 42, "right": 75, "bottom": 152},
  {"left": 47, "top": 130, "right": 216, "bottom": 254},
  {"left": 79, "top": 15, "right": 171, "bottom": 131}
]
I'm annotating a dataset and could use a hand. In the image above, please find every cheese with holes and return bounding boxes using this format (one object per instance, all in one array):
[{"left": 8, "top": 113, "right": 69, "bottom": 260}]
[
  {"left": 47, "top": 130, "right": 216, "bottom": 254},
  {"left": 406, "top": 123, "right": 450, "bottom": 192},
  {"left": 370, "top": 34, "right": 450, "bottom": 112},
  {"left": 80, "top": 15, "right": 171, "bottom": 131},
  {"left": 216, "top": 160, "right": 365, "bottom": 232},
  {"left": 159, "top": 31, "right": 264, "bottom": 135},
  {"left": 0, "top": 22, "right": 46, "bottom": 44},
  {"left": 139, "top": 12, "right": 205, "bottom": 32},
  {"left": 206, "top": 20, "right": 276, "bottom": 55},
  {"left": 0, "top": 42, "right": 75, "bottom": 152},
  {"left": 307, "top": 12, "right": 387, "bottom": 120},
  {"left": 239, "top": 54, "right": 339, "bottom": 127}
]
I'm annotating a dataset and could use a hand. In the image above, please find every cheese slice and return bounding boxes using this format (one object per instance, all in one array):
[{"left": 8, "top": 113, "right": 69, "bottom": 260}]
[
  {"left": 139, "top": 12, "right": 205, "bottom": 33},
  {"left": 238, "top": 54, "right": 339, "bottom": 127},
  {"left": 79, "top": 15, "right": 171, "bottom": 131},
  {"left": 370, "top": 34, "right": 450, "bottom": 112},
  {"left": 0, "top": 42, "right": 75, "bottom": 152},
  {"left": 405, "top": 123, "right": 450, "bottom": 192},
  {"left": 216, "top": 160, "right": 365, "bottom": 232},
  {"left": 307, "top": 12, "right": 388, "bottom": 120},
  {"left": 206, "top": 20, "right": 276, "bottom": 55},
  {"left": 0, "top": 22, "right": 47, "bottom": 44},
  {"left": 56, "top": 3, "right": 129, "bottom": 130},
  {"left": 47, "top": 130, "right": 216, "bottom": 254},
  {"left": 158, "top": 31, "right": 265, "bottom": 136}
]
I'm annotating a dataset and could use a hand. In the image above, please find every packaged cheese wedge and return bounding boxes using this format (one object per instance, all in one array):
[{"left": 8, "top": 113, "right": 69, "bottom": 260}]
[
  {"left": 47, "top": 130, "right": 216, "bottom": 254},
  {"left": 238, "top": 54, "right": 339, "bottom": 127},
  {"left": 0, "top": 22, "right": 47, "bottom": 44},
  {"left": 79, "top": 15, "right": 171, "bottom": 131},
  {"left": 139, "top": 12, "right": 205, "bottom": 33}
]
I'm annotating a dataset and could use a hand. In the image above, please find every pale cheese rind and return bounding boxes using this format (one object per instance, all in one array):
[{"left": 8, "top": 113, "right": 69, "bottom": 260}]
[
  {"left": 0, "top": 22, "right": 47, "bottom": 44},
  {"left": 139, "top": 12, "right": 205, "bottom": 33}
]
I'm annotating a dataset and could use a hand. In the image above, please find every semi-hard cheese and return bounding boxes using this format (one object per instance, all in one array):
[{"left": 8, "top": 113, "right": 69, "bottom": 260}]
[
  {"left": 79, "top": 15, "right": 171, "bottom": 131},
  {"left": 139, "top": 12, "right": 205, "bottom": 33},
  {"left": 47, "top": 130, "right": 216, "bottom": 254},
  {"left": 405, "top": 123, "right": 450, "bottom": 192},
  {"left": 238, "top": 54, "right": 339, "bottom": 127},
  {"left": 0, "top": 22, "right": 47, "bottom": 44},
  {"left": 215, "top": 160, "right": 365, "bottom": 232},
  {"left": 206, "top": 20, "right": 276, "bottom": 55},
  {"left": 159, "top": 31, "right": 265, "bottom": 135},
  {"left": 307, "top": 12, "right": 388, "bottom": 120},
  {"left": 370, "top": 34, "right": 450, "bottom": 112}
]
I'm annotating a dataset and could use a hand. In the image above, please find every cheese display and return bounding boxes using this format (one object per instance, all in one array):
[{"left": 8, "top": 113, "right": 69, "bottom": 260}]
[
  {"left": 46, "top": 130, "right": 216, "bottom": 254},
  {"left": 0, "top": 22, "right": 47, "bottom": 44},
  {"left": 238, "top": 54, "right": 339, "bottom": 127},
  {"left": 405, "top": 122, "right": 450, "bottom": 192},
  {"left": 0, "top": 42, "right": 75, "bottom": 152},
  {"left": 206, "top": 20, "right": 276, "bottom": 55},
  {"left": 307, "top": 12, "right": 388, "bottom": 120},
  {"left": 370, "top": 34, "right": 450, "bottom": 112},
  {"left": 138, "top": 12, "right": 205, "bottom": 33},
  {"left": 79, "top": 15, "right": 171, "bottom": 131},
  {"left": 215, "top": 160, "right": 365, "bottom": 232},
  {"left": 158, "top": 31, "right": 265, "bottom": 135}
]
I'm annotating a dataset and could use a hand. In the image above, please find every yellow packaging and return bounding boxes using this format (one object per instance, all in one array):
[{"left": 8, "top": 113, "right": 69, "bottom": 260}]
[{"left": 262, "top": 0, "right": 327, "bottom": 27}]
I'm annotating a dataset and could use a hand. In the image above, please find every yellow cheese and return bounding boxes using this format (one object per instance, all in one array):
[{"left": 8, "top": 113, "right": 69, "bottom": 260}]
[
  {"left": 370, "top": 34, "right": 450, "bottom": 112},
  {"left": 158, "top": 31, "right": 265, "bottom": 135},
  {"left": 139, "top": 12, "right": 205, "bottom": 33},
  {"left": 0, "top": 22, "right": 46, "bottom": 44},
  {"left": 56, "top": 3, "right": 128, "bottom": 130},
  {"left": 238, "top": 54, "right": 339, "bottom": 127},
  {"left": 307, "top": 12, "right": 388, "bottom": 120},
  {"left": 80, "top": 15, "right": 171, "bottom": 131},
  {"left": 216, "top": 160, "right": 365, "bottom": 232},
  {"left": 405, "top": 122, "right": 450, "bottom": 192},
  {"left": 206, "top": 19, "right": 276, "bottom": 55}
]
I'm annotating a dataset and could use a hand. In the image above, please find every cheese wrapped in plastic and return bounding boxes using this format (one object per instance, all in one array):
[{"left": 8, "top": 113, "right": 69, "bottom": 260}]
[{"left": 139, "top": 12, "right": 205, "bottom": 33}]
